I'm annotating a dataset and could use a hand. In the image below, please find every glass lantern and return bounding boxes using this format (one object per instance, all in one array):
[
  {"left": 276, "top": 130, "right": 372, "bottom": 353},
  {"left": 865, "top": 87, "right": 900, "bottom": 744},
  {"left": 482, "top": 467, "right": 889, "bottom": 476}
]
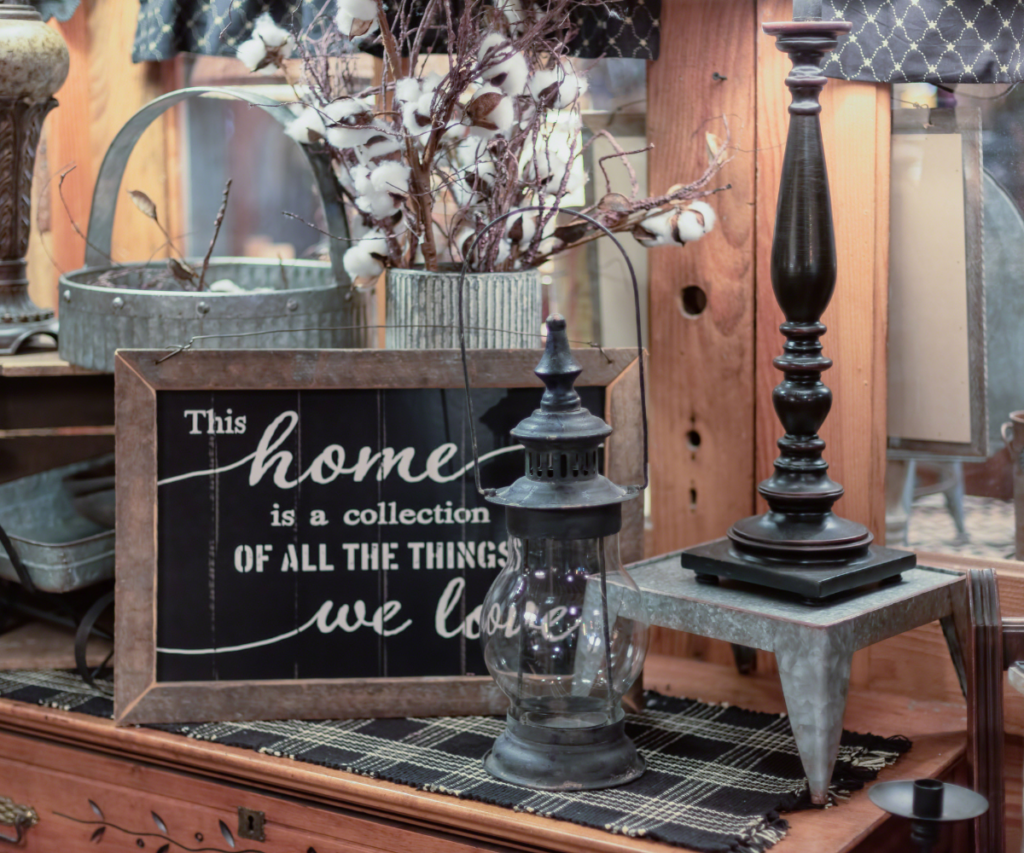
[{"left": 480, "top": 315, "right": 649, "bottom": 790}]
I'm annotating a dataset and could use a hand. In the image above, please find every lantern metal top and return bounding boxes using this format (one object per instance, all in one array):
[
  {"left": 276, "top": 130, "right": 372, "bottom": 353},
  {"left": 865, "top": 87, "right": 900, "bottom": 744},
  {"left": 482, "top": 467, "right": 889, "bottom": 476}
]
[{"left": 487, "top": 315, "right": 638, "bottom": 539}]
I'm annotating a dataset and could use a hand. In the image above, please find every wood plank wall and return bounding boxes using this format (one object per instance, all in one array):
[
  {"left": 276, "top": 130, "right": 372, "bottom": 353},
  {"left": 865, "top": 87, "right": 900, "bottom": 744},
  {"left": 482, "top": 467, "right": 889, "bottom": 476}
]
[
  {"left": 646, "top": 0, "right": 758, "bottom": 658},
  {"left": 26, "top": 0, "right": 179, "bottom": 313}
]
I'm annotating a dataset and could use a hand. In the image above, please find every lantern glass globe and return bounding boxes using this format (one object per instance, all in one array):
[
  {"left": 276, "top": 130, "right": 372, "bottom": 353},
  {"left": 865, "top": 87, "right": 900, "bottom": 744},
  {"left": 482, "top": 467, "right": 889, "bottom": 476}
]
[{"left": 480, "top": 531, "right": 648, "bottom": 729}]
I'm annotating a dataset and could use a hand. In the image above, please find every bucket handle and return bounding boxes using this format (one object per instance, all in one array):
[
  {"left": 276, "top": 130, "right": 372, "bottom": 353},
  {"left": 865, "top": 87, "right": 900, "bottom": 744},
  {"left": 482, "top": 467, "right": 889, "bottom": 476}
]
[
  {"left": 83, "top": 86, "right": 351, "bottom": 289},
  {"left": 1001, "top": 412, "right": 1024, "bottom": 456},
  {"left": 1002, "top": 421, "right": 1015, "bottom": 452}
]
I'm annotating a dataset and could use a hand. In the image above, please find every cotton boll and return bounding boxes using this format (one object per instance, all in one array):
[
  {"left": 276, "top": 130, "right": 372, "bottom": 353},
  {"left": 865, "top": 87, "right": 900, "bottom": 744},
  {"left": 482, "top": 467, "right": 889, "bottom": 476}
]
[
  {"left": 454, "top": 158, "right": 497, "bottom": 205},
  {"left": 359, "top": 133, "right": 403, "bottom": 163},
  {"left": 478, "top": 34, "right": 529, "bottom": 95},
  {"left": 525, "top": 152, "right": 582, "bottom": 196},
  {"left": 370, "top": 161, "right": 411, "bottom": 196},
  {"left": 535, "top": 235, "right": 563, "bottom": 256},
  {"left": 253, "top": 12, "right": 293, "bottom": 47},
  {"left": 675, "top": 201, "right": 716, "bottom": 242},
  {"left": 335, "top": 0, "right": 379, "bottom": 39},
  {"left": 237, "top": 13, "right": 294, "bottom": 72},
  {"left": 417, "top": 90, "right": 438, "bottom": 121},
  {"left": 632, "top": 210, "right": 677, "bottom": 248},
  {"left": 505, "top": 212, "right": 536, "bottom": 248},
  {"left": 327, "top": 118, "right": 387, "bottom": 148},
  {"left": 284, "top": 105, "right": 326, "bottom": 144},
  {"left": 333, "top": 163, "right": 357, "bottom": 195},
  {"left": 349, "top": 164, "right": 373, "bottom": 196},
  {"left": 455, "top": 135, "right": 487, "bottom": 166},
  {"left": 209, "top": 279, "right": 243, "bottom": 293},
  {"left": 343, "top": 230, "right": 389, "bottom": 280},
  {"left": 497, "top": 0, "right": 527, "bottom": 33},
  {"left": 464, "top": 85, "right": 514, "bottom": 138},
  {"left": 395, "top": 77, "right": 422, "bottom": 104},
  {"left": 356, "top": 191, "right": 400, "bottom": 219},
  {"left": 402, "top": 94, "right": 434, "bottom": 138},
  {"left": 323, "top": 98, "right": 374, "bottom": 130},
  {"left": 554, "top": 66, "right": 585, "bottom": 108},
  {"left": 527, "top": 63, "right": 585, "bottom": 109},
  {"left": 236, "top": 38, "right": 268, "bottom": 72},
  {"left": 451, "top": 226, "right": 477, "bottom": 261},
  {"left": 442, "top": 118, "right": 468, "bottom": 145},
  {"left": 343, "top": 245, "right": 384, "bottom": 279},
  {"left": 413, "top": 223, "right": 448, "bottom": 265},
  {"left": 326, "top": 123, "right": 380, "bottom": 149},
  {"left": 526, "top": 68, "right": 560, "bottom": 105}
]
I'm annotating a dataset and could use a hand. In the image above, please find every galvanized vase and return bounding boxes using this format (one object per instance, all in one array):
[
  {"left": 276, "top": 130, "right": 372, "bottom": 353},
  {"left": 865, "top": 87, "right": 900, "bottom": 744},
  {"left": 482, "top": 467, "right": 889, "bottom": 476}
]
[
  {"left": 385, "top": 266, "right": 542, "bottom": 350},
  {"left": 58, "top": 87, "right": 371, "bottom": 373}
]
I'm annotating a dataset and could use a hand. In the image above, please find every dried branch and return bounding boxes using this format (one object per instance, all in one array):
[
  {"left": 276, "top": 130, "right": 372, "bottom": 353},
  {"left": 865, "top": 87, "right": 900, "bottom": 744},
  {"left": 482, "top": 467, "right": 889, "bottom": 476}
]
[
  {"left": 57, "top": 165, "right": 120, "bottom": 266},
  {"left": 198, "top": 179, "right": 232, "bottom": 291}
]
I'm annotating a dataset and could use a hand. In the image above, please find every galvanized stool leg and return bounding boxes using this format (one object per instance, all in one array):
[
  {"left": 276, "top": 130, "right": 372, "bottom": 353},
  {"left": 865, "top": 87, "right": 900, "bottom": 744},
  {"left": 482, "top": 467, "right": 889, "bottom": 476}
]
[{"left": 775, "top": 627, "right": 854, "bottom": 805}]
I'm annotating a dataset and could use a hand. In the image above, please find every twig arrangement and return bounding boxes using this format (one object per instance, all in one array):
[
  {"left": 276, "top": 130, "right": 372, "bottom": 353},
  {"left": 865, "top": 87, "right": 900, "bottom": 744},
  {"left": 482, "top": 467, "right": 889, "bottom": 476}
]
[{"left": 236, "top": 0, "right": 728, "bottom": 282}]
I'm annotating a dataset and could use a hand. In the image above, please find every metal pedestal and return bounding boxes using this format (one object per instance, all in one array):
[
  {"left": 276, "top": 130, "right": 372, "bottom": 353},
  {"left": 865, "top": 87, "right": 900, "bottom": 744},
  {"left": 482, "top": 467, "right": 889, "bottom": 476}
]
[{"left": 624, "top": 553, "right": 966, "bottom": 805}]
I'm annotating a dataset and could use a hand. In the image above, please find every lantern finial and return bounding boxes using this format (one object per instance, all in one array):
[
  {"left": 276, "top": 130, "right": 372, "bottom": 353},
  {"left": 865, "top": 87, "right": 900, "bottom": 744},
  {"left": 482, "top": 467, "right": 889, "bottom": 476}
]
[{"left": 535, "top": 314, "right": 582, "bottom": 413}]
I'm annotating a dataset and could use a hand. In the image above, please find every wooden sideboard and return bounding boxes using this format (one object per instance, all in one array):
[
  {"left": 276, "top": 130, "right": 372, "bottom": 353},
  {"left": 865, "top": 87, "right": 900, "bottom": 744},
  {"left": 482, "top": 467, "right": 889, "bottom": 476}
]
[{"left": 0, "top": 656, "right": 967, "bottom": 853}]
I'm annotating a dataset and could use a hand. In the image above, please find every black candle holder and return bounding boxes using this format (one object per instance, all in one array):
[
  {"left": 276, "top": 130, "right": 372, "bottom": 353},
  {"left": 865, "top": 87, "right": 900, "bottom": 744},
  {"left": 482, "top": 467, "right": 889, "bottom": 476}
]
[
  {"left": 680, "top": 11, "right": 914, "bottom": 600},
  {"left": 869, "top": 779, "right": 988, "bottom": 853}
]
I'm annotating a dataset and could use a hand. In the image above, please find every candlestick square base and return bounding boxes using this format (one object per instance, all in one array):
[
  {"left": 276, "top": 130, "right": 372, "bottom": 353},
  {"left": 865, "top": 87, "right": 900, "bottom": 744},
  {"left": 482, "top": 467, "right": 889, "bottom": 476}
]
[{"left": 679, "top": 537, "right": 916, "bottom": 602}]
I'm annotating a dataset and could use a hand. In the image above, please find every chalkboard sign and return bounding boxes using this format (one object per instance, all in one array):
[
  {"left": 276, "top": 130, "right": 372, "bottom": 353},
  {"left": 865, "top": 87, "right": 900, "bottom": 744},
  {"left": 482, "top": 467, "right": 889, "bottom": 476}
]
[{"left": 115, "top": 348, "right": 642, "bottom": 725}]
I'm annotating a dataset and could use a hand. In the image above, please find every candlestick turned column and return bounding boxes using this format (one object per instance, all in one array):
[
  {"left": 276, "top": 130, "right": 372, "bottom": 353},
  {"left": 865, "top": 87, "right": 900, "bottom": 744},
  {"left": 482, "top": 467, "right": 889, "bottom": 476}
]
[{"left": 680, "top": 7, "right": 914, "bottom": 601}]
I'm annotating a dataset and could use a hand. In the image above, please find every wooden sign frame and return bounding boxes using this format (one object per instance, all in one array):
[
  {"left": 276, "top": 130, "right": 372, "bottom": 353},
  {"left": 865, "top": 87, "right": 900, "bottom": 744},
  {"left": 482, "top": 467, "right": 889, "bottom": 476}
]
[{"left": 114, "top": 348, "right": 643, "bottom": 725}]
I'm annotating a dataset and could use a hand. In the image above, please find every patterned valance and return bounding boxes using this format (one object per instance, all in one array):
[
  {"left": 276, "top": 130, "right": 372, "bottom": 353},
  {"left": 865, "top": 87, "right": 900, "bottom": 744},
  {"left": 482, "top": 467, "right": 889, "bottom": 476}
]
[
  {"left": 132, "top": 0, "right": 659, "bottom": 63},
  {"left": 823, "top": 0, "right": 1024, "bottom": 83}
]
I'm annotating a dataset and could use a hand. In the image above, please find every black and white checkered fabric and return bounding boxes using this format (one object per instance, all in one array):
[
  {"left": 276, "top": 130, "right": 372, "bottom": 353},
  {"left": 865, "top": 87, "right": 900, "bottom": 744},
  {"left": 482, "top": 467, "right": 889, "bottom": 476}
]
[
  {"left": 0, "top": 671, "right": 910, "bottom": 853},
  {"left": 823, "top": 0, "right": 1024, "bottom": 83}
]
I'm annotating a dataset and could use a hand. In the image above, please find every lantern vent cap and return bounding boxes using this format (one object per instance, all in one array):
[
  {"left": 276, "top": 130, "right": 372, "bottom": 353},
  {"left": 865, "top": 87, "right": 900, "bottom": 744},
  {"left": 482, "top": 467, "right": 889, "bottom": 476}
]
[{"left": 487, "top": 315, "right": 636, "bottom": 513}]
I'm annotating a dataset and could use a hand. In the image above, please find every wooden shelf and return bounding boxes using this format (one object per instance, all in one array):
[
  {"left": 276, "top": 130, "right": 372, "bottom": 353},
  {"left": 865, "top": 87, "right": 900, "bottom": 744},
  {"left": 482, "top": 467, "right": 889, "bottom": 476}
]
[
  {"left": 0, "top": 621, "right": 112, "bottom": 671},
  {"left": 0, "top": 350, "right": 105, "bottom": 377},
  {"left": 0, "top": 655, "right": 966, "bottom": 853}
]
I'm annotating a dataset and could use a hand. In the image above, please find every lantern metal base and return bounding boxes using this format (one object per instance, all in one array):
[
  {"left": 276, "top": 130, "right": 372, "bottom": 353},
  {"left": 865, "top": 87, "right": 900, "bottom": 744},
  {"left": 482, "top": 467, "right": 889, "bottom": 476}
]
[
  {"left": 483, "top": 714, "right": 645, "bottom": 791},
  {"left": 680, "top": 537, "right": 915, "bottom": 602}
]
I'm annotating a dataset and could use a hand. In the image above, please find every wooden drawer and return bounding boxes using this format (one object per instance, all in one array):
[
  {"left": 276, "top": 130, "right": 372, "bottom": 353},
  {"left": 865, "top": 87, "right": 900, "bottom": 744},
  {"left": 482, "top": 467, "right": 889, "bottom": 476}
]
[{"left": 0, "top": 729, "right": 507, "bottom": 853}]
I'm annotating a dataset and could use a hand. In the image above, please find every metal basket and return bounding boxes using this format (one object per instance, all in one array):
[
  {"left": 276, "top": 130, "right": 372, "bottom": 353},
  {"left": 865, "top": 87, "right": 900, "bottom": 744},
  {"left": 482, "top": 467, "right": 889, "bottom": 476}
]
[{"left": 58, "top": 87, "right": 372, "bottom": 373}]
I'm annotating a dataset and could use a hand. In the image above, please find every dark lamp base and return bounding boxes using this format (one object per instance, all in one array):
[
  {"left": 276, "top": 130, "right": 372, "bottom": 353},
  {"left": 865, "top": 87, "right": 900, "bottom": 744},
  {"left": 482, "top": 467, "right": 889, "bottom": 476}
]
[
  {"left": 680, "top": 537, "right": 915, "bottom": 602},
  {"left": 0, "top": 316, "right": 57, "bottom": 355},
  {"left": 484, "top": 715, "right": 645, "bottom": 791}
]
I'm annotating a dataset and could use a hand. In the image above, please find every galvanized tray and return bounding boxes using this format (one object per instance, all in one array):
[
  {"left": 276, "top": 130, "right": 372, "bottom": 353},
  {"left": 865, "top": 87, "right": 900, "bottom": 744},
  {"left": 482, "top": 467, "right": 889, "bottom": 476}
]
[
  {"left": 0, "top": 457, "right": 115, "bottom": 593},
  {"left": 58, "top": 87, "right": 373, "bottom": 373}
]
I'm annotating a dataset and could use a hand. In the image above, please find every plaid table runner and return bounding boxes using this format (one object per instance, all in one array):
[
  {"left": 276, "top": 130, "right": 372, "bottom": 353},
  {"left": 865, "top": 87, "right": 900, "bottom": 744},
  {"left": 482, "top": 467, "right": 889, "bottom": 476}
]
[{"left": 0, "top": 671, "right": 910, "bottom": 853}]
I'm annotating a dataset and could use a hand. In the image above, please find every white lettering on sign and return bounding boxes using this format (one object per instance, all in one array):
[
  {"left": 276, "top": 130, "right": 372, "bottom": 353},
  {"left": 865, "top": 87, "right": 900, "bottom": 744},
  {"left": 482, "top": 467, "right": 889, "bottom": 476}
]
[{"left": 157, "top": 410, "right": 521, "bottom": 488}]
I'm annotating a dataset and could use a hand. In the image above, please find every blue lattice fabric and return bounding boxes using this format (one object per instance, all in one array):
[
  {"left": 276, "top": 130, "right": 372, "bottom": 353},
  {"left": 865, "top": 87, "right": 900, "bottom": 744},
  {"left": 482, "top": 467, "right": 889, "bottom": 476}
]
[
  {"left": 823, "top": 0, "right": 1024, "bottom": 83},
  {"left": 131, "top": 0, "right": 659, "bottom": 63}
]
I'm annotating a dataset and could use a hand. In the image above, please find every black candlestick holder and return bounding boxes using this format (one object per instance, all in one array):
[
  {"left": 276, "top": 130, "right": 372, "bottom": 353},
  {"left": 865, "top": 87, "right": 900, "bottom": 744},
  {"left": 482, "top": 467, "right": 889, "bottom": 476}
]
[
  {"left": 869, "top": 779, "right": 988, "bottom": 853},
  {"left": 680, "top": 11, "right": 914, "bottom": 600}
]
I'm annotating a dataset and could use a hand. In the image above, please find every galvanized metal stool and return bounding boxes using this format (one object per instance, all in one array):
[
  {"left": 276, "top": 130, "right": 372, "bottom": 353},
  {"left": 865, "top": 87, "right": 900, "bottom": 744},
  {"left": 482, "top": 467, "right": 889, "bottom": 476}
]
[{"left": 623, "top": 555, "right": 1004, "bottom": 851}]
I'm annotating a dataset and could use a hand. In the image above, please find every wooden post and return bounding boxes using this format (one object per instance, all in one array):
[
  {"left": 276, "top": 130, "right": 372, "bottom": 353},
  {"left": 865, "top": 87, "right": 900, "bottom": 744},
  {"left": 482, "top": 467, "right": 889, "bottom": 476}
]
[{"left": 646, "top": 0, "right": 758, "bottom": 657}]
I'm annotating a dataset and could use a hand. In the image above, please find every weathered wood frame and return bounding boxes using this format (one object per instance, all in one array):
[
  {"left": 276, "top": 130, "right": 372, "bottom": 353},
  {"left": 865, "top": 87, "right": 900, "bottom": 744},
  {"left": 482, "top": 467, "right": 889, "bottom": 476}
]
[{"left": 114, "top": 347, "right": 644, "bottom": 726}]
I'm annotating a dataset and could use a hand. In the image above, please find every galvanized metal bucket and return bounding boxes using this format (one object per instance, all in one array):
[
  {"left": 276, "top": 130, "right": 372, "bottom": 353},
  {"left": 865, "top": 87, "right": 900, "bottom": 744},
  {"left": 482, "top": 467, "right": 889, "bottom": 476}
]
[
  {"left": 385, "top": 266, "right": 542, "bottom": 350},
  {"left": 0, "top": 456, "right": 115, "bottom": 593},
  {"left": 58, "top": 87, "right": 373, "bottom": 373}
]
